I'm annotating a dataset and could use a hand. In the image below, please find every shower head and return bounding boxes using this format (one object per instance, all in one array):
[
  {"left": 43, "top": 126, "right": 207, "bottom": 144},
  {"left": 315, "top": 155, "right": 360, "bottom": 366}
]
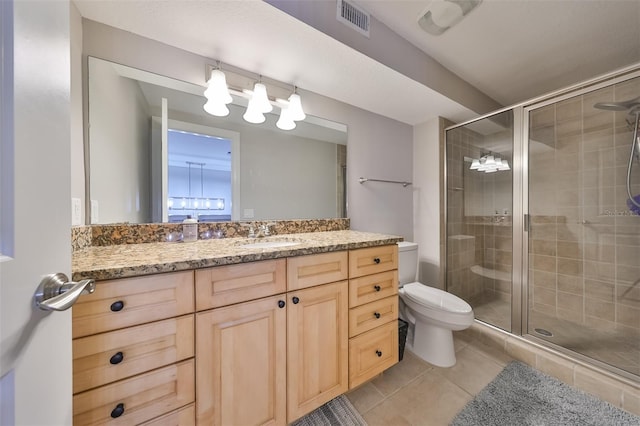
[{"left": 593, "top": 96, "right": 640, "bottom": 111}]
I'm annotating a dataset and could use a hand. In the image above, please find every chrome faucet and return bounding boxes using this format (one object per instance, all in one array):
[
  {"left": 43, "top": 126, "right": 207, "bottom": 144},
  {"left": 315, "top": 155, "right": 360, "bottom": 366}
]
[{"left": 245, "top": 223, "right": 274, "bottom": 238}]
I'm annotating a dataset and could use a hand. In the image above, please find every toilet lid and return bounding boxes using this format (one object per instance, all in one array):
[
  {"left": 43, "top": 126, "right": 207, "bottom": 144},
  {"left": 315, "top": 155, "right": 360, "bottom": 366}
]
[{"left": 402, "top": 282, "right": 472, "bottom": 313}]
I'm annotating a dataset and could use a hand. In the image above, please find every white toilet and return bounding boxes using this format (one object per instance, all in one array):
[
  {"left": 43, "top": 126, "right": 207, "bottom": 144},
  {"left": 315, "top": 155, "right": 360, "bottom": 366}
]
[{"left": 397, "top": 241, "right": 474, "bottom": 367}]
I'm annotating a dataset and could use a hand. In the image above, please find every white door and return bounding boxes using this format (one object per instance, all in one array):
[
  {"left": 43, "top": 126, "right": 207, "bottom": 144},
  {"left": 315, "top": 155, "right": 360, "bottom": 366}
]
[{"left": 0, "top": 1, "right": 74, "bottom": 424}]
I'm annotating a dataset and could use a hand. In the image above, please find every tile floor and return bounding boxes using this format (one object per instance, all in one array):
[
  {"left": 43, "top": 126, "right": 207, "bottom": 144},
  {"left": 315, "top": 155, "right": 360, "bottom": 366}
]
[{"left": 346, "top": 331, "right": 513, "bottom": 425}]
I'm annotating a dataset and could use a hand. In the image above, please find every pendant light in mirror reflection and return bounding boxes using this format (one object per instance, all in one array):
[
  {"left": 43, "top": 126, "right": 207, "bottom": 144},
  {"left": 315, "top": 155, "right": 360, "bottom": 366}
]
[
  {"left": 467, "top": 154, "right": 510, "bottom": 173},
  {"left": 202, "top": 62, "right": 306, "bottom": 130},
  {"left": 167, "top": 161, "right": 225, "bottom": 218}
]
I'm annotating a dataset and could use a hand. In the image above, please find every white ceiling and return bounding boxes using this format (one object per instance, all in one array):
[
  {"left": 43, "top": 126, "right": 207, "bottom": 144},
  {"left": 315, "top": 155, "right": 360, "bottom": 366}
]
[
  {"left": 356, "top": 0, "right": 640, "bottom": 106},
  {"left": 74, "top": 0, "right": 640, "bottom": 126}
]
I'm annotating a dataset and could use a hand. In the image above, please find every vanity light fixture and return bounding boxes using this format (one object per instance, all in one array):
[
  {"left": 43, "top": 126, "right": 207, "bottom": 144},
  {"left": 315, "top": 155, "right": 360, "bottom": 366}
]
[
  {"left": 203, "top": 63, "right": 233, "bottom": 117},
  {"left": 275, "top": 86, "right": 306, "bottom": 130},
  {"left": 243, "top": 77, "right": 273, "bottom": 124},
  {"left": 469, "top": 153, "right": 510, "bottom": 173},
  {"left": 276, "top": 103, "right": 296, "bottom": 130}
]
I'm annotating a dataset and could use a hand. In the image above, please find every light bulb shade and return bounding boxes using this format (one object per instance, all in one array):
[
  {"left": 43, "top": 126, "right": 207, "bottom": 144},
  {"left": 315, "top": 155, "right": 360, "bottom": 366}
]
[
  {"left": 203, "top": 98, "right": 230, "bottom": 117},
  {"left": 287, "top": 93, "right": 306, "bottom": 121},
  {"left": 470, "top": 159, "right": 480, "bottom": 170},
  {"left": 484, "top": 155, "right": 496, "bottom": 166},
  {"left": 276, "top": 106, "right": 296, "bottom": 130},
  {"left": 243, "top": 102, "right": 266, "bottom": 124},
  {"left": 250, "top": 82, "right": 273, "bottom": 113},
  {"left": 204, "top": 69, "right": 232, "bottom": 104},
  {"left": 499, "top": 160, "right": 510, "bottom": 171}
]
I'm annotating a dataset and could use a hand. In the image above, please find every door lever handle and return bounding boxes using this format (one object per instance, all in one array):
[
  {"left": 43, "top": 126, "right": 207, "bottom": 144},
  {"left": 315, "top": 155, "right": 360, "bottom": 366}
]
[{"left": 34, "top": 273, "right": 95, "bottom": 311}]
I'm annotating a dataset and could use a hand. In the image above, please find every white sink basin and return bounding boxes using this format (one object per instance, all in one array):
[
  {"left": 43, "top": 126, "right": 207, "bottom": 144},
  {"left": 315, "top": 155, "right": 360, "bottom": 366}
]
[{"left": 240, "top": 241, "right": 300, "bottom": 249}]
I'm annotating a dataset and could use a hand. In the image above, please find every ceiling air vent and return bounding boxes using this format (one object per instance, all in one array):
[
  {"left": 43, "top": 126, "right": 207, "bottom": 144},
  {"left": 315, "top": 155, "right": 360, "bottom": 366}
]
[{"left": 336, "top": 0, "right": 370, "bottom": 38}]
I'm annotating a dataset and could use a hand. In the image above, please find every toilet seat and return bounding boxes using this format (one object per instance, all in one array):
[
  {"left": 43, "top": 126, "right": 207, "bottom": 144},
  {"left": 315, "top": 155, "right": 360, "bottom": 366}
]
[{"left": 402, "top": 282, "right": 472, "bottom": 314}]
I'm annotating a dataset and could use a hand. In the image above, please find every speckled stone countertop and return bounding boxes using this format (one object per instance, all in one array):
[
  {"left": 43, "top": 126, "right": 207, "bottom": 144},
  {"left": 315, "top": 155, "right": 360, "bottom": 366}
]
[{"left": 72, "top": 230, "right": 403, "bottom": 281}]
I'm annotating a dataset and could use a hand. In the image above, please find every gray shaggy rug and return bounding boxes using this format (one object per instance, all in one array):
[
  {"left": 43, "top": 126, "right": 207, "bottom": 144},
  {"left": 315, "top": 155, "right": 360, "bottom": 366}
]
[
  {"left": 452, "top": 361, "right": 639, "bottom": 425},
  {"left": 291, "top": 395, "right": 367, "bottom": 426}
]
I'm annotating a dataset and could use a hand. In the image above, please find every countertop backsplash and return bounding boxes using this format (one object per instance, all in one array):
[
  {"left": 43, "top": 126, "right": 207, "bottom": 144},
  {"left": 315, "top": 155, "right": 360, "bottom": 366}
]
[{"left": 72, "top": 218, "right": 350, "bottom": 252}]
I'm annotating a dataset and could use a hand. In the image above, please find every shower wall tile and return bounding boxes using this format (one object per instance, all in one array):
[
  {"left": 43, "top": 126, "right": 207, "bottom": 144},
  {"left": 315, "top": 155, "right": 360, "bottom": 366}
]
[
  {"left": 585, "top": 279, "right": 615, "bottom": 302},
  {"left": 557, "top": 291, "right": 584, "bottom": 314},
  {"left": 556, "top": 241, "right": 581, "bottom": 259},
  {"left": 556, "top": 119, "right": 582, "bottom": 138},
  {"left": 585, "top": 298, "right": 615, "bottom": 322},
  {"left": 617, "top": 305, "right": 640, "bottom": 329},
  {"left": 557, "top": 258, "right": 583, "bottom": 276},
  {"left": 557, "top": 307, "right": 584, "bottom": 323},
  {"left": 583, "top": 243, "right": 615, "bottom": 262},
  {"left": 534, "top": 288, "right": 557, "bottom": 307},
  {"left": 532, "top": 254, "right": 557, "bottom": 272},
  {"left": 530, "top": 239, "right": 557, "bottom": 256},
  {"left": 532, "top": 270, "right": 556, "bottom": 289},
  {"left": 557, "top": 274, "right": 583, "bottom": 294},
  {"left": 617, "top": 284, "right": 640, "bottom": 309}
]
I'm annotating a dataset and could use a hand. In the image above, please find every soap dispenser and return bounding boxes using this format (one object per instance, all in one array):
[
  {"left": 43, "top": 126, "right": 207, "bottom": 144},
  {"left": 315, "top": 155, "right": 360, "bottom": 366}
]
[{"left": 183, "top": 216, "right": 198, "bottom": 242}]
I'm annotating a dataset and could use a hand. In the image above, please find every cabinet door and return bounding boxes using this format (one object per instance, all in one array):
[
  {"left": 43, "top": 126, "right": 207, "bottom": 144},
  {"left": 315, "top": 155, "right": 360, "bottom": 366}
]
[
  {"left": 287, "top": 281, "right": 349, "bottom": 422},
  {"left": 196, "top": 295, "right": 287, "bottom": 426}
]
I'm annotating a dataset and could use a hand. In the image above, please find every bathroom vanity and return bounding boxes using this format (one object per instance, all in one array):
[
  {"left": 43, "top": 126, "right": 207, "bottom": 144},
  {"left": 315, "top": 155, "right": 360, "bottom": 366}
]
[{"left": 71, "top": 230, "right": 401, "bottom": 425}]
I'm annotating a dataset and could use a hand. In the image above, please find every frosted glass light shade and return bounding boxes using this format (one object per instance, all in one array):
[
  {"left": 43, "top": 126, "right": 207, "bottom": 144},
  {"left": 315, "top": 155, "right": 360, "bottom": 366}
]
[
  {"left": 276, "top": 105, "right": 296, "bottom": 130},
  {"left": 203, "top": 98, "right": 230, "bottom": 117},
  {"left": 470, "top": 159, "right": 480, "bottom": 170},
  {"left": 250, "top": 83, "right": 273, "bottom": 113},
  {"left": 287, "top": 93, "right": 306, "bottom": 121},
  {"left": 243, "top": 102, "right": 266, "bottom": 124},
  {"left": 204, "top": 69, "right": 232, "bottom": 104}
]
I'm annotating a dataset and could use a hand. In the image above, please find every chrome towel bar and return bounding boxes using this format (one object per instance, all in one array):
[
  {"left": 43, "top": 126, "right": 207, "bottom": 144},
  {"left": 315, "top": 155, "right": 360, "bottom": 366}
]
[{"left": 359, "top": 177, "right": 412, "bottom": 187}]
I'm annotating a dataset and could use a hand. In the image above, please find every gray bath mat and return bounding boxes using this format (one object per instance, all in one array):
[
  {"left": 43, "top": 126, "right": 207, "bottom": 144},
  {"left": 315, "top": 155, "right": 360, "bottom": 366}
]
[
  {"left": 451, "top": 361, "right": 639, "bottom": 425},
  {"left": 291, "top": 395, "right": 367, "bottom": 426}
]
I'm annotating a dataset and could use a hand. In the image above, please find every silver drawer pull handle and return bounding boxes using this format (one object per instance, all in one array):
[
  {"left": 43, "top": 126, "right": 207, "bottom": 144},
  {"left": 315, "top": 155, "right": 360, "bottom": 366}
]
[{"left": 34, "top": 273, "right": 95, "bottom": 311}]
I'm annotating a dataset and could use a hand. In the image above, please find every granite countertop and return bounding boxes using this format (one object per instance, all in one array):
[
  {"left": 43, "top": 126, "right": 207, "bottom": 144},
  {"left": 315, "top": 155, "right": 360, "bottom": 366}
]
[{"left": 72, "top": 230, "right": 403, "bottom": 281}]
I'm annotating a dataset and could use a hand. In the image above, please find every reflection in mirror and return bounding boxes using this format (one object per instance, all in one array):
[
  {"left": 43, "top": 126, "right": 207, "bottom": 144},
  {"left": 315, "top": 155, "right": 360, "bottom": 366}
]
[{"left": 87, "top": 57, "right": 348, "bottom": 225}]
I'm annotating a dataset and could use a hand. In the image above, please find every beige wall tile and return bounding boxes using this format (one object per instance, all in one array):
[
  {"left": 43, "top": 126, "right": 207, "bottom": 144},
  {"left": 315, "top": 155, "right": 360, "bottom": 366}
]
[
  {"left": 557, "top": 291, "right": 584, "bottom": 314},
  {"left": 622, "top": 387, "right": 640, "bottom": 416},
  {"left": 574, "top": 365, "right": 623, "bottom": 407},
  {"left": 505, "top": 338, "right": 537, "bottom": 365},
  {"left": 617, "top": 304, "right": 640, "bottom": 330},
  {"left": 585, "top": 298, "right": 615, "bottom": 321},
  {"left": 535, "top": 353, "right": 575, "bottom": 385}
]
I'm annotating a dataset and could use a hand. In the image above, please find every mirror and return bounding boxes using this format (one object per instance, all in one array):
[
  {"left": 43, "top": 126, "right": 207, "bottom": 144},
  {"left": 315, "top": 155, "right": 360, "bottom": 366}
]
[{"left": 87, "top": 57, "right": 348, "bottom": 224}]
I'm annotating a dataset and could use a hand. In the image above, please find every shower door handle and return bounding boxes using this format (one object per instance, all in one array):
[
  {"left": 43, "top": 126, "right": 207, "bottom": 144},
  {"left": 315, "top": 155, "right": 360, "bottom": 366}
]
[{"left": 524, "top": 214, "right": 530, "bottom": 232}]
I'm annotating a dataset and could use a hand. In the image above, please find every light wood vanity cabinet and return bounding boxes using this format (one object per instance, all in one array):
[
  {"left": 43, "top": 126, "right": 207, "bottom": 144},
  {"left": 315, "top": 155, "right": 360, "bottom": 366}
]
[
  {"left": 72, "top": 244, "right": 399, "bottom": 425},
  {"left": 348, "top": 245, "right": 399, "bottom": 389},
  {"left": 72, "top": 271, "right": 196, "bottom": 425},
  {"left": 195, "top": 253, "right": 349, "bottom": 425}
]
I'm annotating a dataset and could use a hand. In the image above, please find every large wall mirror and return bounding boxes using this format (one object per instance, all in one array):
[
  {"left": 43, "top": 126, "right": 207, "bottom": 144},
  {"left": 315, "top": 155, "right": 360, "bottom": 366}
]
[{"left": 87, "top": 57, "right": 348, "bottom": 225}]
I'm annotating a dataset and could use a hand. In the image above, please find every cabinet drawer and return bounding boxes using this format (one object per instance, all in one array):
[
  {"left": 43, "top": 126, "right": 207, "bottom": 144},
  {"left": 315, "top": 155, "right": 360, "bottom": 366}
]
[
  {"left": 349, "top": 270, "right": 398, "bottom": 308},
  {"left": 349, "top": 245, "right": 397, "bottom": 278},
  {"left": 72, "top": 271, "right": 194, "bottom": 338},
  {"left": 349, "top": 321, "right": 398, "bottom": 389},
  {"left": 195, "top": 259, "right": 286, "bottom": 310},
  {"left": 140, "top": 404, "right": 195, "bottom": 426},
  {"left": 349, "top": 296, "right": 398, "bottom": 338},
  {"left": 73, "top": 315, "right": 194, "bottom": 394},
  {"left": 73, "top": 359, "right": 195, "bottom": 425},
  {"left": 287, "top": 251, "right": 348, "bottom": 290}
]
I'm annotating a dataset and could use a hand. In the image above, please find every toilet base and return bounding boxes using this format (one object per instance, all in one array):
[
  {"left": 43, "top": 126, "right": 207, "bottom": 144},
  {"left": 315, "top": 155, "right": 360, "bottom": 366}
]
[{"left": 412, "top": 320, "right": 456, "bottom": 368}]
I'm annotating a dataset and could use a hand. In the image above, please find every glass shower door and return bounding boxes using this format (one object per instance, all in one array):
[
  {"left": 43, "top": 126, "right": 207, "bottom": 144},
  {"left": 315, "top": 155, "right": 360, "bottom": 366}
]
[
  {"left": 526, "top": 75, "right": 640, "bottom": 377},
  {"left": 446, "top": 110, "right": 514, "bottom": 332}
]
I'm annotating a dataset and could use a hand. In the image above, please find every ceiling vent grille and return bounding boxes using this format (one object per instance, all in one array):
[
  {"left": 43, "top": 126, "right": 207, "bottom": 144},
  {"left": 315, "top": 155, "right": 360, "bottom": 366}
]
[{"left": 336, "top": 0, "right": 370, "bottom": 38}]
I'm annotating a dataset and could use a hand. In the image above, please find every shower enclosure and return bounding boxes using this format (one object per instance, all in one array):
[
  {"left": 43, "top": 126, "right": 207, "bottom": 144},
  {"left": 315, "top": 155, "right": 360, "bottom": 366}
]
[{"left": 446, "top": 68, "right": 640, "bottom": 380}]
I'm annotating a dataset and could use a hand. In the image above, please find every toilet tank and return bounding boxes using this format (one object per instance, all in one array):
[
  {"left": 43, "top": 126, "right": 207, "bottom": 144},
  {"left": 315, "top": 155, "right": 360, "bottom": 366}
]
[{"left": 397, "top": 241, "right": 419, "bottom": 285}]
